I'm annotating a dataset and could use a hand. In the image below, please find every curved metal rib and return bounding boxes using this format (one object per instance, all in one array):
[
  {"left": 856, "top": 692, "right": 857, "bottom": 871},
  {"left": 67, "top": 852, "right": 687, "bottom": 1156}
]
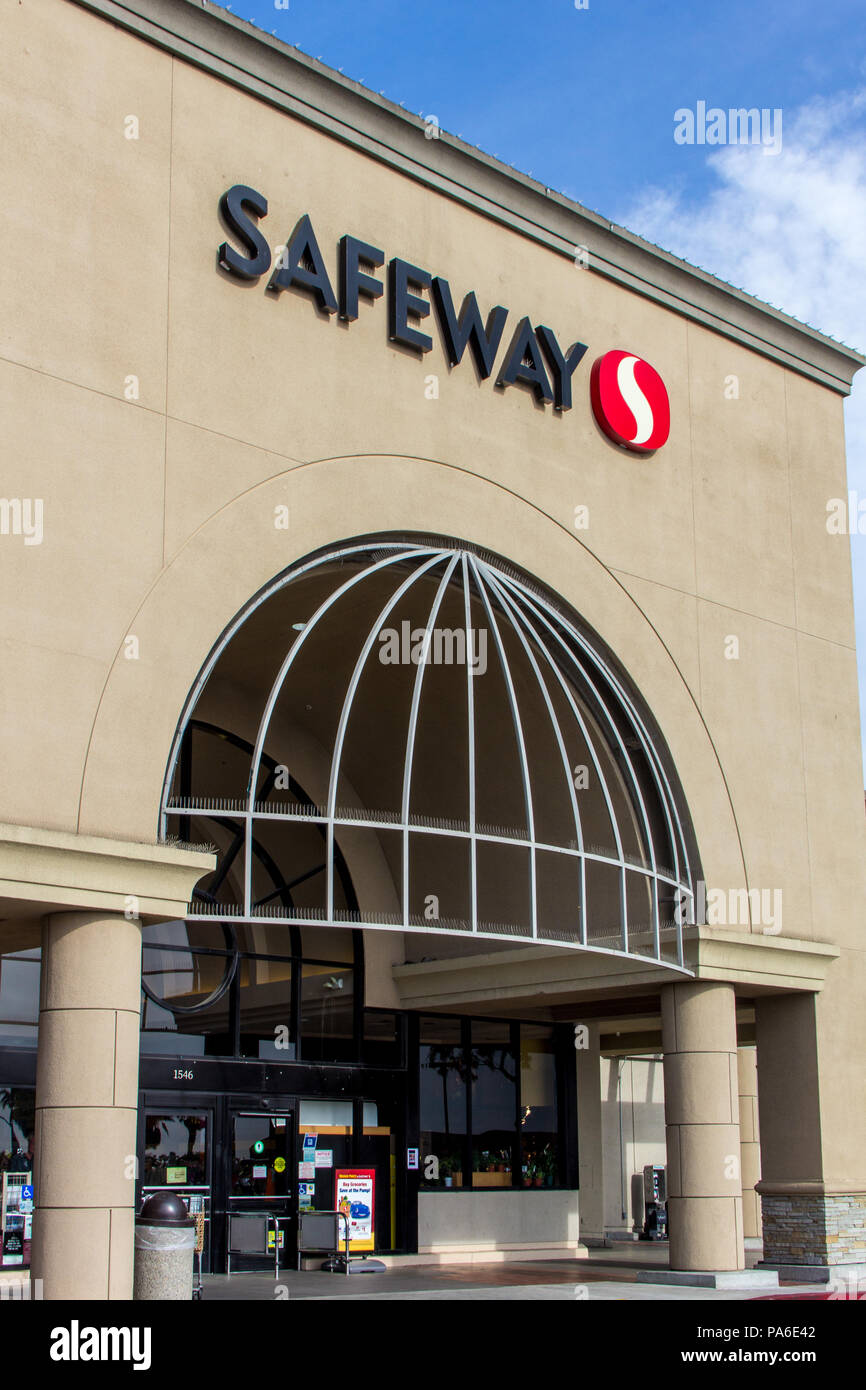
[
  {"left": 483, "top": 565, "right": 629, "bottom": 950},
  {"left": 325, "top": 550, "right": 450, "bottom": 919},
  {"left": 462, "top": 553, "right": 478, "bottom": 933},
  {"left": 499, "top": 571, "right": 690, "bottom": 900},
  {"left": 469, "top": 556, "right": 537, "bottom": 938},
  {"left": 161, "top": 540, "right": 416, "bottom": 835},
  {"left": 491, "top": 572, "right": 667, "bottom": 955},
  {"left": 400, "top": 553, "right": 461, "bottom": 927},
  {"left": 482, "top": 566, "right": 587, "bottom": 945}
]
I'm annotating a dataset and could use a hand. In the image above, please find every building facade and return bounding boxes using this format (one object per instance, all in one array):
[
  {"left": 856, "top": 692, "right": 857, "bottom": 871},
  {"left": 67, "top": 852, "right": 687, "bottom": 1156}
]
[{"left": 1, "top": 0, "right": 864, "bottom": 1297}]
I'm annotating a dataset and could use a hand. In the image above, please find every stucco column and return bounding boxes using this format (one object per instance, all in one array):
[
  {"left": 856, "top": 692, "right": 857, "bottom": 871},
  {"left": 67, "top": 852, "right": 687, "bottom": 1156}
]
[
  {"left": 738, "top": 1045, "right": 762, "bottom": 1240},
  {"left": 575, "top": 1023, "right": 605, "bottom": 1242},
  {"left": 661, "top": 981, "right": 744, "bottom": 1271},
  {"left": 755, "top": 990, "right": 866, "bottom": 1275},
  {"left": 31, "top": 910, "right": 142, "bottom": 1300}
]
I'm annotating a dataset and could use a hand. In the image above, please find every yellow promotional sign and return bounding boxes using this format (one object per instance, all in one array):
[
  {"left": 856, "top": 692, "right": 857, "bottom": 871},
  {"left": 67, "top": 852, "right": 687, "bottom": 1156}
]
[{"left": 334, "top": 1170, "right": 376, "bottom": 1252}]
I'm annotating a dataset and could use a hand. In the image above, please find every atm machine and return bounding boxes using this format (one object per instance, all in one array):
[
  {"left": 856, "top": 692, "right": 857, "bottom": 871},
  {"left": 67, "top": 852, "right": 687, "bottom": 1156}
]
[{"left": 639, "top": 1164, "right": 667, "bottom": 1240}]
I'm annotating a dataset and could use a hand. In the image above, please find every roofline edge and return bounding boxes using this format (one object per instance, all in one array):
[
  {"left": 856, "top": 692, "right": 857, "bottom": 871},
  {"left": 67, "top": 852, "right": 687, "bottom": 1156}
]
[{"left": 67, "top": 0, "right": 865, "bottom": 394}]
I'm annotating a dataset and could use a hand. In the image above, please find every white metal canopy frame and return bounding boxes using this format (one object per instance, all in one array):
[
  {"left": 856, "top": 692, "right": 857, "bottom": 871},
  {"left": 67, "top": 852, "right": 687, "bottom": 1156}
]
[{"left": 161, "top": 538, "right": 699, "bottom": 971}]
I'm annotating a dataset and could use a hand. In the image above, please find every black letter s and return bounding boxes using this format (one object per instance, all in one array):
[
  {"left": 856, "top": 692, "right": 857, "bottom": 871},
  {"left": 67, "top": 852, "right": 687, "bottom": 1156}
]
[{"left": 218, "top": 185, "right": 271, "bottom": 280}]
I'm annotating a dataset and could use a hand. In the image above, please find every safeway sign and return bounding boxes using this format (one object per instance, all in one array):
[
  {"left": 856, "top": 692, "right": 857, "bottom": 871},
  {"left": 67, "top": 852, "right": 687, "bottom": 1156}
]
[{"left": 217, "top": 185, "right": 670, "bottom": 453}]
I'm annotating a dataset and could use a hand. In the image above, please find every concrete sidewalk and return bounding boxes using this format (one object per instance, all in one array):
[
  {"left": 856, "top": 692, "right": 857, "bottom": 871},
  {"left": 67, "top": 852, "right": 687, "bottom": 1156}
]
[{"left": 201, "top": 1250, "right": 829, "bottom": 1302}]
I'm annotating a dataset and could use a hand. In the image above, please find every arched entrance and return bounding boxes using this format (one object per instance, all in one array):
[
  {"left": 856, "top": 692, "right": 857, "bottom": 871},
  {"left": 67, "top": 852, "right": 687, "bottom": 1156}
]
[
  {"left": 138, "top": 536, "right": 701, "bottom": 1267},
  {"left": 162, "top": 536, "right": 699, "bottom": 964}
]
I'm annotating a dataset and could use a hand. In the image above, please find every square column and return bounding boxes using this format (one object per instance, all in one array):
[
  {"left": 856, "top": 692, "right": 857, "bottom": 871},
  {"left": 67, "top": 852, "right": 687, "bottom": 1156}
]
[
  {"left": 738, "top": 1045, "right": 762, "bottom": 1240},
  {"left": 31, "top": 910, "right": 143, "bottom": 1300},
  {"left": 756, "top": 988, "right": 866, "bottom": 1279},
  {"left": 575, "top": 1023, "right": 605, "bottom": 1243}
]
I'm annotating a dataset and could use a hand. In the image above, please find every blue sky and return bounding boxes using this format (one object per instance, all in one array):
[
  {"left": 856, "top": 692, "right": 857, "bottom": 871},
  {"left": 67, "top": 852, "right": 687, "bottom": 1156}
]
[
  {"left": 215, "top": 0, "right": 866, "bottom": 213},
  {"left": 217, "top": 0, "right": 866, "bottom": 775}
]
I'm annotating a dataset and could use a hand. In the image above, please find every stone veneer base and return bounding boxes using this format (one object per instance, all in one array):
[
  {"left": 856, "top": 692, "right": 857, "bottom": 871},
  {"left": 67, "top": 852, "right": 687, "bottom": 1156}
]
[
  {"left": 758, "top": 1261, "right": 866, "bottom": 1287},
  {"left": 760, "top": 1192, "right": 866, "bottom": 1267}
]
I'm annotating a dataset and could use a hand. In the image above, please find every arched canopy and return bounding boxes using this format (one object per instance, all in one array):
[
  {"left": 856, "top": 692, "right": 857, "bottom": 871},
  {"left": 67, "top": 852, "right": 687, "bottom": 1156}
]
[{"left": 162, "top": 538, "right": 699, "bottom": 969}]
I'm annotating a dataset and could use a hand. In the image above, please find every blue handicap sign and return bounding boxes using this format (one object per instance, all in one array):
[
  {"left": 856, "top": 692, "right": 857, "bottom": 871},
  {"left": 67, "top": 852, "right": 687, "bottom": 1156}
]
[{"left": 22, "top": 1185, "right": 33, "bottom": 1200}]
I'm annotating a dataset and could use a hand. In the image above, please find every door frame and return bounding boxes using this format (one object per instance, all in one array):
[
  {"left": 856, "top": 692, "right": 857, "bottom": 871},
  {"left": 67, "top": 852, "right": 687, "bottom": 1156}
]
[
  {"left": 222, "top": 1097, "right": 298, "bottom": 1274},
  {"left": 137, "top": 1091, "right": 218, "bottom": 1272}
]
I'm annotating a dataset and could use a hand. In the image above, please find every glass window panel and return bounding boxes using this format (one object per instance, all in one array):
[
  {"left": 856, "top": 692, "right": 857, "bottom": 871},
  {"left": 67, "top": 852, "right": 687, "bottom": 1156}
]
[
  {"left": 144, "top": 1113, "right": 208, "bottom": 1187},
  {"left": 297, "top": 1102, "right": 353, "bottom": 1210},
  {"left": 141, "top": 919, "right": 192, "bottom": 950},
  {"left": 141, "top": 946, "right": 230, "bottom": 1010},
  {"left": 231, "top": 1115, "right": 291, "bottom": 1197},
  {"left": 141, "top": 919, "right": 234, "bottom": 954},
  {"left": 362, "top": 1010, "right": 401, "bottom": 1066},
  {"left": 234, "top": 923, "right": 295, "bottom": 958},
  {"left": 299, "top": 1100, "right": 354, "bottom": 1128},
  {"left": 300, "top": 964, "right": 355, "bottom": 1062},
  {"left": 359, "top": 1101, "right": 396, "bottom": 1253},
  {"left": 0, "top": 951, "right": 40, "bottom": 1048},
  {"left": 471, "top": 1021, "right": 517, "bottom": 1188},
  {"left": 420, "top": 1017, "right": 466, "bottom": 1188},
  {"left": 140, "top": 948, "right": 232, "bottom": 1056},
  {"left": 520, "top": 1024, "right": 560, "bottom": 1187},
  {"left": 0, "top": 1088, "right": 35, "bottom": 1175},
  {"left": 139, "top": 995, "right": 208, "bottom": 1056},
  {"left": 237, "top": 957, "right": 294, "bottom": 1059}
]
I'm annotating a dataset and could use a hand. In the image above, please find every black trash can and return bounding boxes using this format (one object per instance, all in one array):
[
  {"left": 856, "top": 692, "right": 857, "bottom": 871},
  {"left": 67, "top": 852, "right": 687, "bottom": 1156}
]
[{"left": 133, "top": 1192, "right": 196, "bottom": 1301}]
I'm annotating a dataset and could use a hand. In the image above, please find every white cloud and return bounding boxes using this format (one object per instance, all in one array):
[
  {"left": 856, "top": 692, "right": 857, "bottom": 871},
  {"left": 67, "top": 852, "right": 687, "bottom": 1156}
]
[{"left": 619, "top": 91, "right": 866, "bottom": 778}]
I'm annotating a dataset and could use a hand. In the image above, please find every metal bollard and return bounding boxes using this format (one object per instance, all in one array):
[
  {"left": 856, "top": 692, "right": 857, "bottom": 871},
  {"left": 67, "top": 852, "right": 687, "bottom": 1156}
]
[{"left": 133, "top": 1192, "right": 196, "bottom": 1301}]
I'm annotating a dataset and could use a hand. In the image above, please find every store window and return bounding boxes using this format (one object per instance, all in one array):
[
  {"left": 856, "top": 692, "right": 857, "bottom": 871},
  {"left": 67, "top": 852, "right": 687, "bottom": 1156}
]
[
  {"left": 420, "top": 1018, "right": 467, "bottom": 1188},
  {"left": 0, "top": 1088, "right": 34, "bottom": 1270},
  {"left": 520, "top": 1024, "right": 560, "bottom": 1187},
  {"left": 0, "top": 1087, "right": 34, "bottom": 1177},
  {"left": 419, "top": 1016, "right": 567, "bottom": 1190},
  {"left": 471, "top": 1020, "right": 517, "bottom": 1188}
]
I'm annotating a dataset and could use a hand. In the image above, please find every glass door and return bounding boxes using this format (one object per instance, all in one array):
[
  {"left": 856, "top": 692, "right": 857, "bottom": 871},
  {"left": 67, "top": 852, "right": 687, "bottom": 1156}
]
[
  {"left": 227, "top": 1110, "right": 295, "bottom": 1271},
  {"left": 142, "top": 1109, "right": 213, "bottom": 1269}
]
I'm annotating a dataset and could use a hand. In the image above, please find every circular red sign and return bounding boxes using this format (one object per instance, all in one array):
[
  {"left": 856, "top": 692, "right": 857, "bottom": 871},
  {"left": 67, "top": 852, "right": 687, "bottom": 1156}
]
[{"left": 590, "top": 350, "right": 670, "bottom": 452}]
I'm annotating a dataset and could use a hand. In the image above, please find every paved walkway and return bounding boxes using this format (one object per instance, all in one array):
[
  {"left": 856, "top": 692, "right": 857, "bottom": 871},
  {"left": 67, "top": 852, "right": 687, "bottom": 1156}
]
[{"left": 201, "top": 1248, "right": 829, "bottom": 1301}]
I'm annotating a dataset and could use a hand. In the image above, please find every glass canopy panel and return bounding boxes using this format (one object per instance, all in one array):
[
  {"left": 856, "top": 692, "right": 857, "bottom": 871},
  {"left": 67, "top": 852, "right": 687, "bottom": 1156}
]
[{"left": 161, "top": 540, "right": 696, "bottom": 969}]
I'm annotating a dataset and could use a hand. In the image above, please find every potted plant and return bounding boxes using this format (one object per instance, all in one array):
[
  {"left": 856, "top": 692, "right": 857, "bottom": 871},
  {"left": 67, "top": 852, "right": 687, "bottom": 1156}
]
[
  {"left": 541, "top": 1146, "right": 558, "bottom": 1188},
  {"left": 440, "top": 1155, "right": 457, "bottom": 1188}
]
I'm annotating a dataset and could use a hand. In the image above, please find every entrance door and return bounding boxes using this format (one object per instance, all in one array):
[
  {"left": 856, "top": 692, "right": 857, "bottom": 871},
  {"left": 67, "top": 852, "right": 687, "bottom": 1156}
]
[
  {"left": 227, "top": 1109, "right": 295, "bottom": 1272},
  {"left": 142, "top": 1107, "right": 214, "bottom": 1270}
]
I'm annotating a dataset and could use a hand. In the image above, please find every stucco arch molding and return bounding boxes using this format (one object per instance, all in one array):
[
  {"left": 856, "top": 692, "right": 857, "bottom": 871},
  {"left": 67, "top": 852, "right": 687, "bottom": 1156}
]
[{"left": 78, "top": 453, "right": 746, "bottom": 908}]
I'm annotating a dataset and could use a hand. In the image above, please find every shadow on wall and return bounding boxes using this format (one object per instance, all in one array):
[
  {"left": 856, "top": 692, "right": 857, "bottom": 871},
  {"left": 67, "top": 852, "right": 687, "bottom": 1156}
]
[{"left": 601, "top": 1055, "right": 666, "bottom": 1233}]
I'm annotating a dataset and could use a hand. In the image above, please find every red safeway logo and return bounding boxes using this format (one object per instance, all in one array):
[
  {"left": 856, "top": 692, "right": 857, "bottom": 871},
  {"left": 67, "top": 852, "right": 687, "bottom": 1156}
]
[{"left": 590, "top": 350, "right": 670, "bottom": 453}]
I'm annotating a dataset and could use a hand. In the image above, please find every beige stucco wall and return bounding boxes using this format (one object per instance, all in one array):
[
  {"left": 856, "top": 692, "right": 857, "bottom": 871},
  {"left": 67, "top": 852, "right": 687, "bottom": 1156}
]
[
  {"left": 418, "top": 1190, "right": 581, "bottom": 1255},
  {"left": 601, "top": 1056, "right": 666, "bottom": 1232},
  {"left": 0, "top": 0, "right": 864, "bottom": 1183}
]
